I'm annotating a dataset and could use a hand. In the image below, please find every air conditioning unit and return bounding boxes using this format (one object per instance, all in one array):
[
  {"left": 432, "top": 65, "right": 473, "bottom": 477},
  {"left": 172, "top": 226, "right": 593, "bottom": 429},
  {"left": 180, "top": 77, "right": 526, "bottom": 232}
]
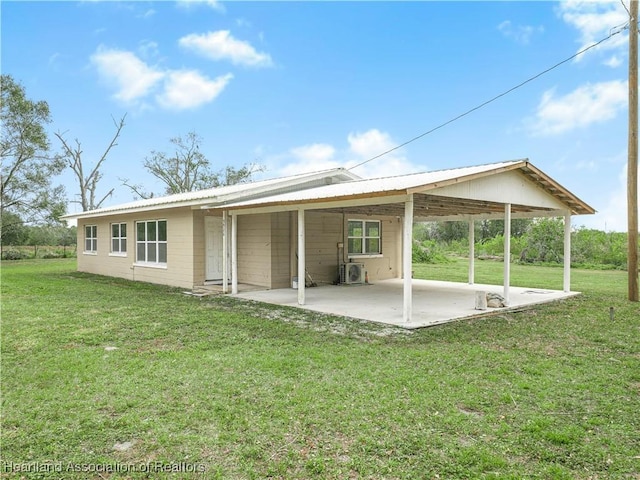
[{"left": 340, "top": 263, "right": 364, "bottom": 284}]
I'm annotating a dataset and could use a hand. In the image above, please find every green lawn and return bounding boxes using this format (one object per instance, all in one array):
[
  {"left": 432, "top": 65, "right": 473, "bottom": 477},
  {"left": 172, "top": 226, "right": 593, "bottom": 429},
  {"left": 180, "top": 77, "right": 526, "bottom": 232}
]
[{"left": 1, "top": 259, "right": 639, "bottom": 479}]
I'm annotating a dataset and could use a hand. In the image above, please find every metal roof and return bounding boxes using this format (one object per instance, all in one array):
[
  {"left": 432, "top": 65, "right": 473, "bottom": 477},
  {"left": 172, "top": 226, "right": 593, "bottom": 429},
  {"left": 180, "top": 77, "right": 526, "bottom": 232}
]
[
  {"left": 210, "top": 160, "right": 595, "bottom": 217},
  {"left": 65, "top": 160, "right": 595, "bottom": 221},
  {"left": 62, "top": 167, "right": 360, "bottom": 220}
]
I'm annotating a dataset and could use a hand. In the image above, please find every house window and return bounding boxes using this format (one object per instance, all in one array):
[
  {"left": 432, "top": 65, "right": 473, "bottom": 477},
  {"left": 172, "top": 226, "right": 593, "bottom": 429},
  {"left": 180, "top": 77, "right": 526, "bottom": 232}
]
[
  {"left": 84, "top": 225, "right": 97, "bottom": 253},
  {"left": 348, "top": 220, "right": 381, "bottom": 255},
  {"left": 111, "top": 223, "right": 127, "bottom": 255},
  {"left": 136, "top": 220, "right": 167, "bottom": 265}
]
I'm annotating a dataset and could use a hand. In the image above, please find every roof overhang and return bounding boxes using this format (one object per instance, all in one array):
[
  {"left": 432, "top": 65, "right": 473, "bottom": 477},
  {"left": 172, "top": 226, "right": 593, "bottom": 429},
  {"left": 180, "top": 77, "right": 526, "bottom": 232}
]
[{"left": 209, "top": 161, "right": 595, "bottom": 219}]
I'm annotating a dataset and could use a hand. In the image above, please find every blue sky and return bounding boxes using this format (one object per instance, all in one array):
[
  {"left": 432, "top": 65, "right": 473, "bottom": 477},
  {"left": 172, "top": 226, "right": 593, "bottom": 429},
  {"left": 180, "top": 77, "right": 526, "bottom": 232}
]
[{"left": 2, "top": 0, "right": 635, "bottom": 230}]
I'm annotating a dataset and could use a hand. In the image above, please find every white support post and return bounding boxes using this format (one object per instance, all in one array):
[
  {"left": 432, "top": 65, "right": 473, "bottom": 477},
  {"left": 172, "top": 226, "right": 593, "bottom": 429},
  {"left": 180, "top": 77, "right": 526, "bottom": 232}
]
[
  {"left": 403, "top": 195, "right": 414, "bottom": 322},
  {"left": 503, "top": 204, "right": 511, "bottom": 305},
  {"left": 297, "top": 208, "right": 306, "bottom": 305},
  {"left": 468, "top": 218, "right": 475, "bottom": 285},
  {"left": 563, "top": 212, "right": 572, "bottom": 293},
  {"left": 222, "top": 210, "right": 228, "bottom": 294},
  {"left": 231, "top": 213, "right": 238, "bottom": 295}
]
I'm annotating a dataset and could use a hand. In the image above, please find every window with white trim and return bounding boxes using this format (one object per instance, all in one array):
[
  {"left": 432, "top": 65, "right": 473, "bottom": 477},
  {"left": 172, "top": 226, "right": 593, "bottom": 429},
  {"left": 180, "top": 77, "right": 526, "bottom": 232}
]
[
  {"left": 136, "top": 220, "right": 167, "bottom": 265},
  {"left": 84, "top": 225, "right": 97, "bottom": 253},
  {"left": 348, "top": 219, "right": 381, "bottom": 255},
  {"left": 111, "top": 223, "right": 127, "bottom": 254}
]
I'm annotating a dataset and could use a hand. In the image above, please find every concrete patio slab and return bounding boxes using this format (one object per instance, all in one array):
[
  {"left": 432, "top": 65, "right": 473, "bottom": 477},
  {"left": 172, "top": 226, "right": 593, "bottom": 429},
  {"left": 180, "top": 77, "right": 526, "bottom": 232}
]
[{"left": 235, "top": 279, "right": 580, "bottom": 329}]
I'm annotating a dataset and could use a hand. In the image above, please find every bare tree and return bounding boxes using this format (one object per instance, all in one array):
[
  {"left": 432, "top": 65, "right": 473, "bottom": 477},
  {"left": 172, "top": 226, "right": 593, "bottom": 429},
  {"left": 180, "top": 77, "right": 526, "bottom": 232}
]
[
  {"left": 145, "top": 131, "right": 213, "bottom": 194},
  {"left": 55, "top": 114, "right": 126, "bottom": 211},
  {"left": 122, "top": 131, "right": 264, "bottom": 198}
]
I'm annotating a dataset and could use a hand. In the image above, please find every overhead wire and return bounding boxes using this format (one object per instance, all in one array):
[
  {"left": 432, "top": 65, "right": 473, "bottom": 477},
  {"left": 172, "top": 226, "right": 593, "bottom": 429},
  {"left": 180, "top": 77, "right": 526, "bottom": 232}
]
[{"left": 348, "top": 22, "right": 631, "bottom": 172}]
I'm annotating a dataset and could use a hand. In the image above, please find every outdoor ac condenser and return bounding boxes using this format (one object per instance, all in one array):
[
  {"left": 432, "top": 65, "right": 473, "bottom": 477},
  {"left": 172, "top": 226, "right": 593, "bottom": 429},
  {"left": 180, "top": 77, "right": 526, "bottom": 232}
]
[{"left": 340, "top": 263, "right": 365, "bottom": 284}]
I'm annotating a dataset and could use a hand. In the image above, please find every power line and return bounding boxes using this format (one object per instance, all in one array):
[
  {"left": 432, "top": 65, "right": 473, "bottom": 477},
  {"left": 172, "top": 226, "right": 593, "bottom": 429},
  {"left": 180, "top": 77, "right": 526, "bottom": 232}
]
[{"left": 348, "top": 23, "right": 630, "bottom": 172}]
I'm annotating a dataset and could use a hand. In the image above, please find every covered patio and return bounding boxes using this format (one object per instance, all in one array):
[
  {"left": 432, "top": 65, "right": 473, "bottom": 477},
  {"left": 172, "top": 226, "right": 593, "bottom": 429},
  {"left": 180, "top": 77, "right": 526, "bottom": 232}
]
[
  {"left": 210, "top": 160, "right": 594, "bottom": 326},
  {"left": 235, "top": 279, "right": 579, "bottom": 329}
]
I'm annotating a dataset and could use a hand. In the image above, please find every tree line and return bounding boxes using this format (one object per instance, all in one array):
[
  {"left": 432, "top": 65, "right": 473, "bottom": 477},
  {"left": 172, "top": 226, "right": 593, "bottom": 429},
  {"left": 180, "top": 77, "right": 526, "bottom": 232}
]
[
  {"left": 414, "top": 218, "right": 629, "bottom": 270},
  {"left": 1, "top": 212, "right": 76, "bottom": 259}
]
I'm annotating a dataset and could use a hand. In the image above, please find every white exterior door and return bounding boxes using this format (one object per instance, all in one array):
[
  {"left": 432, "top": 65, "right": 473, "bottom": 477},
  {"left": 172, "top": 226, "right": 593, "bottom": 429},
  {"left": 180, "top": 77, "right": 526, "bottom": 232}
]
[{"left": 205, "top": 216, "right": 224, "bottom": 281}]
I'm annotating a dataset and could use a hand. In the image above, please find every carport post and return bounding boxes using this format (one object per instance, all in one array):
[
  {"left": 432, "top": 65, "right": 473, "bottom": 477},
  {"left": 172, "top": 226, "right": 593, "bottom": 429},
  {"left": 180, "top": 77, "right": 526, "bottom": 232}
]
[
  {"left": 222, "top": 210, "right": 228, "bottom": 294},
  {"left": 403, "top": 194, "right": 414, "bottom": 322},
  {"left": 231, "top": 213, "right": 238, "bottom": 295},
  {"left": 468, "top": 218, "right": 475, "bottom": 285},
  {"left": 503, "top": 203, "right": 511, "bottom": 304},
  {"left": 297, "top": 208, "right": 306, "bottom": 305},
  {"left": 564, "top": 211, "right": 571, "bottom": 292}
]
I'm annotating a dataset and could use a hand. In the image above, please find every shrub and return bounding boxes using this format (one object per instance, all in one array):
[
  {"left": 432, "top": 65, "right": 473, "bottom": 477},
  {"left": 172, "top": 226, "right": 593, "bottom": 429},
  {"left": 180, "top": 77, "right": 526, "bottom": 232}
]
[
  {"left": 412, "top": 240, "right": 450, "bottom": 263},
  {"left": 1, "top": 250, "right": 29, "bottom": 260}
]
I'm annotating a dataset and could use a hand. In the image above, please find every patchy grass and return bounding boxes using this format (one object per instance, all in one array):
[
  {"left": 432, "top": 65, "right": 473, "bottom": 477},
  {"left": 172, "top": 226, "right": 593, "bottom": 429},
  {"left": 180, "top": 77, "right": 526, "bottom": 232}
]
[{"left": 1, "top": 259, "right": 639, "bottom": 479}]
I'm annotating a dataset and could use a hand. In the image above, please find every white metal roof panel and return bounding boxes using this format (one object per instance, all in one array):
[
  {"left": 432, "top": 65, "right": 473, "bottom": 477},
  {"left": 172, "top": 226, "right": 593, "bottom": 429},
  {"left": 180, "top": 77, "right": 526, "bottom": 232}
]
[
  {"left": 214, "top": 160, "right": 595, "bottom": 216},
  {"left": 214, "top": 161, "right": 524, "bottom": 208},
  {"left": 62, "top": 167, "right": 360, "bottom": 219}
]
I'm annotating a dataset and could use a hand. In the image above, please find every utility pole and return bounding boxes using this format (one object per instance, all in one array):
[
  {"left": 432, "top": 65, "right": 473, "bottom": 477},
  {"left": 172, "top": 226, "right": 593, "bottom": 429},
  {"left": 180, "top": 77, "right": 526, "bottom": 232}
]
[{"left": 629, "top": 0, "right": 639, "bottom": 301}]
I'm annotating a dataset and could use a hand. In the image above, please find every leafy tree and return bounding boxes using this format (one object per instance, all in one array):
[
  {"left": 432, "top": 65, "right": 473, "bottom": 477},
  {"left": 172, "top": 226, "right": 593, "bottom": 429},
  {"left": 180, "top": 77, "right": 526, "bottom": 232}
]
[
  {"left": 1, "top": 74, "right": 66, "bottom": 230},
  {"left": 477, "top": 219, "right": 530, "bottom": 242},
  {"left": 519, "top": 217, "right": 564, "bottom": 263},
  {"left": 1, "top": 211, "right": 28, "bottom": 246},
  {"left": 572, "top": 228, "right": 627, "bottom": 268},
  {"left": 122, "top": 131, "right": 264, "bottom": 198},
  {"left": 415, "top": 219, "right": 531, "bottom": 245},
  {"left": 26, "top": 225, "right": 57, "bottom": 258},
  {"left": 55, "top": 114, "right": 126, "bottom": 211}
]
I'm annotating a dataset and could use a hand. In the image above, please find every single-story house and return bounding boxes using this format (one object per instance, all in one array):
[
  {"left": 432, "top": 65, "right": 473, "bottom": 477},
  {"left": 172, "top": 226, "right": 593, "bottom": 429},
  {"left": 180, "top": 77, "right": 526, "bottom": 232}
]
[{"left": 63, "top": 159, "right": 594, "bottom": 323}]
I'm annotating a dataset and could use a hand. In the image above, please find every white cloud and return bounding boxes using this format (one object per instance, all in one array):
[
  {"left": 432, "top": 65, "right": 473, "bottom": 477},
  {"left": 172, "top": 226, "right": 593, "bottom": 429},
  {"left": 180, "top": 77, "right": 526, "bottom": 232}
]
[
  {"left": 90, "top": 46, "right": 164, "bottom": 103},
  {"left": 179, "top": 30, "right": 273, "bottom": 67},
  {"left": 236, "top": 17, "right": 252, "bottom": 28},
  {"left": 557, "top": 1, "right": 628, "bottom": 65},
  {"left": 48, "top": 52, "right": 61, "bottom": 66},
  {"left": 527, "top": 80, "right": 627, "bottom": 136},
  {"left": 176, "top": 0, "right": 225, "bottom": 13},
  {"left": 267, "top": 129, "right": 428, "bottom": 179},
  {"left": 279, "top": 143, "right": 342, "bottom": 176},
  {"left": 603, "top": 54, "right": 623, "bottom": 68},
  {"left": 138, "top": 40, "right": 159, "bottom": 59},
  {"left": 498, "top": 20, "right": 544, "bottom": 45},
  {"left": 157, "top": 71, "right": 233, "bottom": 110},
  {"left": 138, "top": 8, "right": 155, "bottom": 19},
  {"left": 347, "top": 129, "right": 397, "bottom": 160},
  {"left": 91, "top": 46, "right": 232, "bottom": 110},
  {"left": 291, "top": 143, "right": 336, "bottom": 163}
]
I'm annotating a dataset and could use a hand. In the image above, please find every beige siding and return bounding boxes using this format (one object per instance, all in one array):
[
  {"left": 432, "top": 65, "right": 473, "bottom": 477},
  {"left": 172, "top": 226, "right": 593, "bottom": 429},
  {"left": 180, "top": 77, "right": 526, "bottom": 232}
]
[
  {"left": 77, "top": 207, "right": 196, "bottom": 289},
  {"left": 75, "top": 207, "right": 402, "bottom": 291},
  {"left": 192, "top": 210, "right": 207, "bottom": 286},
  {"left": 279, "top": 212, "right": 402, "bottom": 286},
  {"left": 270, "top": 212, "right": 291, "bottom": 288},
  {"left": 303, "top": 212, "right": 343, "bottom": 284},
  {"left": 77, "top": 221, "right": 132, "bottom": 281},
  {"left": 237, "top": 214, "right": 272, "bottom": 287}
]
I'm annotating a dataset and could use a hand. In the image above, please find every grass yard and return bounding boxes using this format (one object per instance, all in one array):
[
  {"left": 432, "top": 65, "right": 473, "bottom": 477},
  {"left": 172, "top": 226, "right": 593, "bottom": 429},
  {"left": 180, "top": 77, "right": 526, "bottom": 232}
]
[{"left": 1, "top": 259, "right": 639, "bottom": 479}]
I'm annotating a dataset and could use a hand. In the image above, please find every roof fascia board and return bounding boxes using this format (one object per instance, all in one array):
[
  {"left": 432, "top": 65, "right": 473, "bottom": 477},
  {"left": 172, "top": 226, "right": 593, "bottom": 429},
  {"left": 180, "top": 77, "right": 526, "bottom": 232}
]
[
  {"left": 520, "top": 162, "right": 595, "bottom": 214},
  {"left": 65, "top": 200, "right": 208, "bottom": 220}
]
